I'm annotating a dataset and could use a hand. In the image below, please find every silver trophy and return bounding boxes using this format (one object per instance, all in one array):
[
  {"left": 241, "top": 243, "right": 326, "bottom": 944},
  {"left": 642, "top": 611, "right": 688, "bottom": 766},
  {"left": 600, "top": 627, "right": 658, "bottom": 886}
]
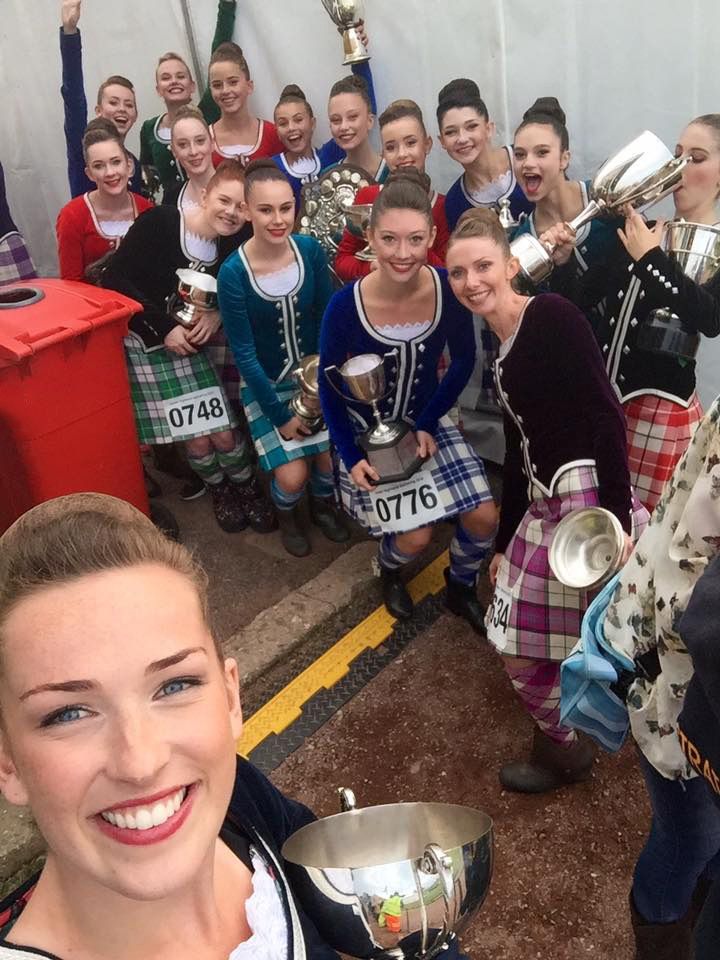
[
  {"left": 173, "top": 269, "right": 218, "bottom": 329},
  {"left": 511, "top": 130, "right": 690, "bottom": 284},
  {"left": 549, "top": 507, "right": 625, "bottom": 589},
  {"left": 289, "top": 354, "right": 325, "bottom": 434},
  {"left": 497, "top": 198, "right": 519, "bottom": 236},
  {"left": 345, "top": 203, "right": 376, "bottom": 261},
  {"left": 638, "top": 220, "right": 720, "bottom": 359},
  {"left": 321, "top": 0, "right": 370, "bottom": 65},
  {"left": 324, "top": 352, "right": 425, "bottom": 483},
  {"left": 282, "top": 788, "right": 493, "bottom": 959}
]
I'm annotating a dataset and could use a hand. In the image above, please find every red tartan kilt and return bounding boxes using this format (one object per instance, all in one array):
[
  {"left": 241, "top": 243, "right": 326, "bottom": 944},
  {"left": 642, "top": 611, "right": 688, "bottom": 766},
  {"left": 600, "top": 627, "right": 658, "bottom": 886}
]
[{"left": 624, "top": 393, "right": 704, "bottom": 512}]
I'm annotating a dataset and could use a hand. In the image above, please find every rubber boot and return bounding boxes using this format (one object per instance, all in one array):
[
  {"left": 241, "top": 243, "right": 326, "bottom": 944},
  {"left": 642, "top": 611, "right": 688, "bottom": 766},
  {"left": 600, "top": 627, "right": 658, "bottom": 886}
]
[
  {"left": 277, "top": 505, "right": 311, "bottom": 557},
  {"left": 380, "top": 567, "right": 413, "bottom": 620},
  {"left": 310, "top": 496, "right": 351, "bottom": 543},
  {"left": 499, "top": 726, "right": 597, "bottom": 793},
  {"left": 443, "top": 568, "right": 486, "bottom": 636},
  {"left": 629, "top": 891, "right": 693, "bottom": 960}
]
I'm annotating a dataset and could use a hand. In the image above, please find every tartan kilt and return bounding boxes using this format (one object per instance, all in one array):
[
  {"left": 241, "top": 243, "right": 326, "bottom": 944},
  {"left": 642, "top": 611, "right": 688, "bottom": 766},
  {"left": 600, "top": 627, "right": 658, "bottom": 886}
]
[
  {"left": 204, "top": 331, "right": 242, "bottom": 414},
  {"left": 624, "top": 392, "right": 703, "bottom": 512},
  {"left": 124, "top": 335, "right": 238, "bottom": 445},
  {"left": 242, "top": 378, "right": 330, "bottom": 473},
  {"left": 337, "top": 418, "right": 494, "bottom": 538},
  {"left": 0, "top": 231, "right": 36, "bottom": 285},
  {"left": 490, "top": 464, "right": 648, "bottom": 662}
]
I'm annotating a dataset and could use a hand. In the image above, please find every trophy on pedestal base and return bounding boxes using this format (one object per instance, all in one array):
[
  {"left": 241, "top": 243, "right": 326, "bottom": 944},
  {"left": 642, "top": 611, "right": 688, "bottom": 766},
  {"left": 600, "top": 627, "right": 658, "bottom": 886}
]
[
  {"left": 320, "top": 0, "right": 370, "bottom": 65},
  {"left": 289, "top": 354, "right": 325, "bottom": 434},
  {"left": 324, "top": 352, "right": 424, "bottom": 483},
  {"left": 173, "top": 269, "right": 218, "bottom": 329},
  {"left": 345, "top": 203, "right": 376, "bottom": 261}
]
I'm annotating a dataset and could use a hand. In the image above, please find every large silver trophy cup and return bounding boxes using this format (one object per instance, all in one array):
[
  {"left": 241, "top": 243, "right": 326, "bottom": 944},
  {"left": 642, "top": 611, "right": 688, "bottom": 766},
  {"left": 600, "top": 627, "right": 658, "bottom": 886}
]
[
  {"left": 282, "top": 788, "right": 493, "bottom": 959},
  {"left": 511, "top": 131, "right": 689, "bottom": 284},
  {"left": 549, "top": 507, "right": 625, "bottom": 590},
  {"left": 346, "top": 203, "right": 376, "bottom": 261},
  {"left": 290, "top": 354, "right": 325, "bottom": 434},
  {"left": 324, "top": 352, "right": 425, "bottom": 483},
  {"left": 321, "top": 0, "right": 370, "bottom": 65},
  {"left": 173, "top": 269, "right": 218, "bottom": 329},
  {"left": 638, "top": 220, "right": 720, "bottom": 359}
]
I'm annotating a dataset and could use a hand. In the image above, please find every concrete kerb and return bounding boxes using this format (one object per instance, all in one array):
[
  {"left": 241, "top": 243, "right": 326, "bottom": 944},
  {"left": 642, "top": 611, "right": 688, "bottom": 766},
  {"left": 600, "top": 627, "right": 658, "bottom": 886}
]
[{"left": 0, "top": 541, "right": 382, "bottom": 895}]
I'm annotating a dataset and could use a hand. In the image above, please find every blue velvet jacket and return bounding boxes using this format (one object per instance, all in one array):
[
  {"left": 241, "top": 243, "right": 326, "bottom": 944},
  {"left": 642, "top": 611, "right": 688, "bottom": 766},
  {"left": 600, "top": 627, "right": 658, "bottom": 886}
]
[
  {"left": 318, "top": 267, "right": 476, "bottom": 471},
  {"left": 444, "top": 146, "right": 534, "bottom": 231},
  {"left": 218, "top": 234, "right": 334, "bottom": 427}
]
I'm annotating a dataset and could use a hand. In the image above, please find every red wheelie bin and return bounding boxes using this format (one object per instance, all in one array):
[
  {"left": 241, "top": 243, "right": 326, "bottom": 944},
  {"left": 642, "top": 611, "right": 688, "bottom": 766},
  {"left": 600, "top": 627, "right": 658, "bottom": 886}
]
[{"left": 0, "top": 279, "right": 148, "bottom": 532}]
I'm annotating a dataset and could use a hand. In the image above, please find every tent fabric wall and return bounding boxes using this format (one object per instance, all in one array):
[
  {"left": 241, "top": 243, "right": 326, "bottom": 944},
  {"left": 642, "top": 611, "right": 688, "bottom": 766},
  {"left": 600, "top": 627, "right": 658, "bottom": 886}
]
[{"left": 1, "top": 0, "right": 719, "bottom": 401}]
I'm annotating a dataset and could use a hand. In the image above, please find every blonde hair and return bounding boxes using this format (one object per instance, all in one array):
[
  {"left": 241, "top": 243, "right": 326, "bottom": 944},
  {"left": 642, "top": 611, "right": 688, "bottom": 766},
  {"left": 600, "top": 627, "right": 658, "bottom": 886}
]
[
  {"left": 156, "top": 51, "right": 192, "bottom": 81},
  {"left": 0, "top": 494, "right": 218, "bottom": 656},
  {"left": 448, "top": 207, "right": 510, "bottom": 256},
  {"left": 170, "top": 104, "right": 210, "bottom": 139}
]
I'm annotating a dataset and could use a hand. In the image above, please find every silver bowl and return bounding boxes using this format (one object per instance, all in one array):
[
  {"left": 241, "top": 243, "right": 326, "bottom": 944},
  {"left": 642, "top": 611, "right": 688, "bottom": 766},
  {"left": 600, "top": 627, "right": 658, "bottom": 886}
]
[{"left": 548, "top": 507, "right": 624, "bottom": 590}]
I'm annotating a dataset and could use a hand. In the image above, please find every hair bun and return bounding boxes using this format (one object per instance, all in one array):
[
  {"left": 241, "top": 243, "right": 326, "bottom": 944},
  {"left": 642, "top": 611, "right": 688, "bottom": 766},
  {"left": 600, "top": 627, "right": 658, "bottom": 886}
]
[
  {"left": 438, "top": 77, "right": 481, "bottom": 105},
  {"left": 244, "top": 157, "right": 279, "bottom": 178},
  {"left": 385, "top": 168, "right": 431, "bottom": 195},
  {"left": 522, "top": 96, "right": 566, "bottom": 125},
  {"left": 280, "top": 83, "right": 306, "bottom": 101}
]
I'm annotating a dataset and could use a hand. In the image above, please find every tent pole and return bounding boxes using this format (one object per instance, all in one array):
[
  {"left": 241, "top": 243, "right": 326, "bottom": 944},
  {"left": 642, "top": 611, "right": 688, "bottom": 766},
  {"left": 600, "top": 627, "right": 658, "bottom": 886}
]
[{"left": 179, "top": 0, "right": 207, "bottom": 97}]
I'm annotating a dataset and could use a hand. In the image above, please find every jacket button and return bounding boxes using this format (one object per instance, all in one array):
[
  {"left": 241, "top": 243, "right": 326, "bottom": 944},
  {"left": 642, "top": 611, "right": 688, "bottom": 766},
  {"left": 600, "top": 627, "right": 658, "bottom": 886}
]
[
  {"left": 623, "top": 345, "right": 630, "bottom": 355},
  {"left": 630, "top": 318, "right": 638, "bottom": 328},
  {"left": 276, "top": 302, "right": 282, "bottom": 310}
]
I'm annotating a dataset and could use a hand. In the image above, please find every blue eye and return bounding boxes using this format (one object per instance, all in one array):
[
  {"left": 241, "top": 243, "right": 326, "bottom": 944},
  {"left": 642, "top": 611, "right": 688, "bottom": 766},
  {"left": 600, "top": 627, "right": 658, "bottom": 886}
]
[
  {"left": 157, "top": 677, "right": 203, "bottom": 699},
  {"left": 40, "top": 705, "right": 92, "bottom": 728}
]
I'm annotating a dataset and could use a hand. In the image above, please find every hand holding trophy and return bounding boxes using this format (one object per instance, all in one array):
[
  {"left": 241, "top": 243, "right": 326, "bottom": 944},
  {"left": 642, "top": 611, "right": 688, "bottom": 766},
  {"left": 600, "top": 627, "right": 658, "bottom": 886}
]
[{"left": 321, "top": 0, "right": 371, "bottom": 65}]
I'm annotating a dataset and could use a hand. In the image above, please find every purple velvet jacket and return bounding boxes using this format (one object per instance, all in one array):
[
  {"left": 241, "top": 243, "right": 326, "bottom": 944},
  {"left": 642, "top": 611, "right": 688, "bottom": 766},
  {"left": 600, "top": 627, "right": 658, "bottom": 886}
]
[{"left": 495, "top": 293, "right": 633, "bottom": 553}]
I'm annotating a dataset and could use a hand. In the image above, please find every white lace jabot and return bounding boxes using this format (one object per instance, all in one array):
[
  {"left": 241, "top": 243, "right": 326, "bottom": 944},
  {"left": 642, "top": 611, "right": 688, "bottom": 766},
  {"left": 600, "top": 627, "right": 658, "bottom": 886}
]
[
  {"left": 228, "top": 849, "right": 288, "bottom": 960},
  {"left": 467, "top": 168, "right": 512, "bottom": 205},
  {"left": 256, "top": 262, "right": 300, "bottom": 297}
]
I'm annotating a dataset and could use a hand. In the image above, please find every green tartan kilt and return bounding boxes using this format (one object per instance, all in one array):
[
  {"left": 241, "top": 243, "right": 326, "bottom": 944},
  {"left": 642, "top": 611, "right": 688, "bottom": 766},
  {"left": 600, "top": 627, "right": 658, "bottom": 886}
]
[
  {"left": 124, "top": 336, "right": 238, "bottom": 444},
  {"left": 242, "top": 378, "right": 330, "bottom": 473}
]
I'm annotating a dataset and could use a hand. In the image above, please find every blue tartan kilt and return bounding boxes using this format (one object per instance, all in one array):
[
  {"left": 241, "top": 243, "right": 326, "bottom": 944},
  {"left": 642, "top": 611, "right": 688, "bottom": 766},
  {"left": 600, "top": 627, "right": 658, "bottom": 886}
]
[
  {"left": 242, "top": 378, "right": 330, "bottom": 473},
  {"left": 337, "top": 418, "right": 494, "bottom": 538}
]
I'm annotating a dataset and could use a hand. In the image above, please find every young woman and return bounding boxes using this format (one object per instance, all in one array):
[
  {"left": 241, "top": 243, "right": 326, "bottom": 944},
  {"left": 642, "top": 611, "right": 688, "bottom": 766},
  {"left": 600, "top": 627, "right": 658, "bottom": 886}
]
[
  {"left": 100, "top": 161, "right": 275, "bottom": 535},
  {"left": 438, "top": 78, "right": 532, "bottom": 231},
  {"left": 446, "top": 208, "right": 647, "bottom": 792},
  {"left": 511, "top": 97, "right": 622, "bottom": 332},
  {"left": 334, "top": 99, "right": 450, "bottom": 282},
  {"left": 166, "top": 106, "right": 215, "bottom": 211},
  {"left": 0, "top": 493, "right": 341, "bottom": 959},
  {"left": 59, "top": 0, "right": 143, "bottom": 197},
  {"left": 325, "top": 74, "right": 388, "bottom": 183},
  {"left": 598, "top": 399, "right": 720, "bottom": 960},
  {"left": 56, "top": 120, "right": 153, "bottom": 282},
  {"left": 208, "top": 42, "right": 283, "bottom": 167},
  {"left": 139, "top": 1, "right": 236, "bottom": 202},
  {"left": 218, "top": 160, "right": 347, "bottom": 557},
  {"left": 319, "top": 172, "right": 498, "bottom": 629},
  {"left": 550, "top": 114, "right": 720, "bottom": 511}
]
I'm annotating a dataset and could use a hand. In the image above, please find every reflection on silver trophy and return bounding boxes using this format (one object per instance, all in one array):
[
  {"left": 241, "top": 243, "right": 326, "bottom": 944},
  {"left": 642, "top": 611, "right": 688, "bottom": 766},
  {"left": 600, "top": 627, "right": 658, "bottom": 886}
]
[
  {"left": 549, "top": 507, "right": 625, "bottom": 589},
  {"left": 511, "top": 130, "right": 690, "bottom": 284},
  {"left": 497, "top": 197, "right": 519, "bottom": 236},
  {"left": 324, "top": 351, "right": 425, "bottom": 483},
  {"left": 173, "top": 269, "right": 218, "bottom": 329},
  {"left": 282, "top": 787, "right": 494, "bottom": 959},
  {"left": 345, "top": 203, "right": 376, "bottom": 261},
  {"left": 320, "top": 0, "right": 370, "bottom": 65},
  {"left": 638, "top": 220, "right": 720, "bottom": 360},
  {"left": 289, "top": 354, "right": 325, "bottom": 435}
]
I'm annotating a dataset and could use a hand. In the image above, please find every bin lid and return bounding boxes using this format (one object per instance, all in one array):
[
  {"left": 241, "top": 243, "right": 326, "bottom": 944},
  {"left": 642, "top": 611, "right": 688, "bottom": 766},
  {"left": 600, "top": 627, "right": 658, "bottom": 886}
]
[{"left": 0, "top": 279, "right": 141, "bottom": 367}]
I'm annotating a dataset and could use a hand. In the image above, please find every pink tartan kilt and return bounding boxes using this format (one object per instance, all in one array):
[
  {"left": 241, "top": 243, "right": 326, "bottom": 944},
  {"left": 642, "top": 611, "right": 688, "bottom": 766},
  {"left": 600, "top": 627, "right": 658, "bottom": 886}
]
[
  {"left": 624, "top": 392, "right": 703, "bottom": 513},
  {"left": 489, "top": 464, "right": 648, "bottom": 662}
]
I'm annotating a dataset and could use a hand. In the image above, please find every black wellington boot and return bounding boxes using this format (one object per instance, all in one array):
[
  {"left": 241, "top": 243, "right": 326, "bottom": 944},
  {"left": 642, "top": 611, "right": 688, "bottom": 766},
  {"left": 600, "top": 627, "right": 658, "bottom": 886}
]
[
  {"left": 499, "top": 726, "right": 597, "bottom": 794},
  {"left": 629, "top": 891, "right": 693, "bottom": 960},
  {"left": 380, "top": 567, "right": 413, "bottom": 620},
  {"left": 443, "top": 568, "right": 487, "bottom": 636},
  {"left": 277, "top": 505, "right": 311, "bottom": 557},
  {"left": 309, "top": 496, "right": 351, "bottom": 543}
]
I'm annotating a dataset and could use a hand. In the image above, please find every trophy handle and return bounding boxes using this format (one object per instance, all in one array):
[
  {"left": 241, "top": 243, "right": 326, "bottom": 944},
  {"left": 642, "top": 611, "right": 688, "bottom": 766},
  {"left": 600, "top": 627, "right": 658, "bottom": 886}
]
[
  {"left": 421, "top": 842, "right": 456, "bottom": 950},
  {"left": 323, "top": 364, "right": 350, "bottom": 399},
  {"left": 337, "top": 787, "right": 357, "bottom": 812}
]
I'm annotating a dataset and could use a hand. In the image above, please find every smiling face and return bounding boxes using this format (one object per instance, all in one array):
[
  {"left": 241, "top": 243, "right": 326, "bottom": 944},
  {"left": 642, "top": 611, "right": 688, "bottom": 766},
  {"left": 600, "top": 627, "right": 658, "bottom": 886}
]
[
  {"left": 446, "top": 235, "right": 519, "bottom": 316},
  {"left": 95, "top": 84, "right": 138, "bottom": 137},
  {"left": 438, "top": 107, "right": 493, "bottom": 167},
  {"left": 209, "top": 60, "right": 253, "bottom": 116},
  {"left": 368, "top": 208, "right": 436, "bottom": 283},
  {"left": 381, "top": 117, "right": 432, "bottom": 174},
  {"left": 0, "top": 563, "right": 242, "bottom": 902},
  {"left": 328, "top": 92, "right": 373, "bottom": 152},
  {"left": 275, "top": 101, "right": 316, "bottom": 157},
  {"left": 171, "top": 117, "right": 213, "bottom": 178},
  {"left": 200, "top": 177, "right": 246, "bottom": 235},
  {"left": 84, "top": 140, "right": 133, "bottom": 197},
  {"left": 673, "top": 122, "right": 720, "bottom": 219},
  {"left": 512, "top": 122, "right": 569, "bottom": 203},
  {"left": 246, "top": 178, "right": 296, "bottom": 245},
  {"left": 156, "top": 58, "right": 195, "bottom": 108}
]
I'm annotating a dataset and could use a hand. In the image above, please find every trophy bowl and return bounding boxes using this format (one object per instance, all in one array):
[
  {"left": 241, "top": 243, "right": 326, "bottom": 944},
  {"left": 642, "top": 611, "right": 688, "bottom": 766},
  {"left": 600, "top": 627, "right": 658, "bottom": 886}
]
[
  {"left": 282, "top": 792, "right": 493, "bottom": 959},
  {"left": 290, "top": 354, "right": 325, "bottom": 434},
  {"left": 174, "top": 269, "right": 218, "bottom": 329},
  {"left": 346, "top": 203, "right": 376, "bottom": 261},
  {"left": 549, "top": 507, "right": 625, "bottom": 590},
  {"left": 321, "top": 0, "right": 370, "bottom": 65}
]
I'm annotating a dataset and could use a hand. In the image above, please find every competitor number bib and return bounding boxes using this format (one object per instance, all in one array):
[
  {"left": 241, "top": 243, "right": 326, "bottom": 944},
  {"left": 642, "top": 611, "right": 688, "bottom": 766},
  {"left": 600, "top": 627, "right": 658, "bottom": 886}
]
[
  {"left": 486, "top": 582, "right": 512, "bottom": 651},
  {"left": 163, "top": 386, "right": 230, "bottom": 439},
  {"left": 368, "top": 469, "right": 445, "bottom": 533}
]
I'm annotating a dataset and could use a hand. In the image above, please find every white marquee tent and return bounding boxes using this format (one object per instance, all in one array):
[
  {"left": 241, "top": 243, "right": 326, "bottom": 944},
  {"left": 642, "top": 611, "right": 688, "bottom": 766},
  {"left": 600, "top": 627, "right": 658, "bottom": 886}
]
[{"left": 1, "top": 0, "right": 719, "bottom": 403}]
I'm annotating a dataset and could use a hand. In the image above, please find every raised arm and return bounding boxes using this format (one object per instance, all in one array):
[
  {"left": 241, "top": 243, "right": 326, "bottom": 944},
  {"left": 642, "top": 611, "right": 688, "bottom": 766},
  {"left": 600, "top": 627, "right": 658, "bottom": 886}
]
[
  {"left": 60, "top": 0, "right": 91, "bottom": 198},
  {"left": 198, "top": 0, "right": 237, "bottom": 123}
]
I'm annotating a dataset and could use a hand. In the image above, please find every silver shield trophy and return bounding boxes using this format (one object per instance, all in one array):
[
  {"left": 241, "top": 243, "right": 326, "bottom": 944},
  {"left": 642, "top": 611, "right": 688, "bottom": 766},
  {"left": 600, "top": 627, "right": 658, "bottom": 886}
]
[
  {"left": 324, "top": 352, "right": 425, "bottom": 483},
  {"left": 511, "top": 131, "right": 690, "bottom": 284},
  {"left": 173, "top": 269, "right": 218, "bottom": 329},
  {"left": 320, "top": 0, "right": 370, "bottom": 65},
  {"left": 282, "top": 788, "right": 494, "bottom": 959}
]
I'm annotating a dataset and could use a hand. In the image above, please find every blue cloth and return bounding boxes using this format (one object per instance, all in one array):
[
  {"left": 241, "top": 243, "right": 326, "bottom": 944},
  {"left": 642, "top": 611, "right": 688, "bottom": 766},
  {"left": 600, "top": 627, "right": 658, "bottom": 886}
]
[
  {"left": 444, "top": 152, "right": 533, "bottom": 231},
  {"left": 319, "top": 268, "right": 476, "bottom": 471},
  {"left": 560, "top": 573, "right": 635, "bottom": 752},
  {"left": 59, "top": 28, "right": 143, "bottom": 198},
  {"left": 218, "top": 233, "right": 334, "bottom": 428},
  {"left": 632, "top": 750, "right": 720, "bottom": 924}
]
